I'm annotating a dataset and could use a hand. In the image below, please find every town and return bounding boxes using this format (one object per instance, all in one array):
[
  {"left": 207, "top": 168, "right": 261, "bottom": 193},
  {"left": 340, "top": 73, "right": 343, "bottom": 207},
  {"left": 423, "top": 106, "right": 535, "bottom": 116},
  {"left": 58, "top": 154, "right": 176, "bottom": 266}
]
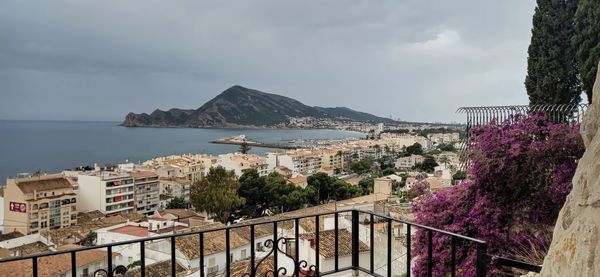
[{"left": 0, "top": 127, "right": 463, "bottom": 276}]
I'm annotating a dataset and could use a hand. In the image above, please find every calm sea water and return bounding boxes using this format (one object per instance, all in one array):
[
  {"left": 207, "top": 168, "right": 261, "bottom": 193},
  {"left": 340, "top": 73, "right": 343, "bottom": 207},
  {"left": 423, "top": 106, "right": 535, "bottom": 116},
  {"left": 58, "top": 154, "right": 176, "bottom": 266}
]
[{"left": 0, "top": 120, "right": 362, "bottom": 183}]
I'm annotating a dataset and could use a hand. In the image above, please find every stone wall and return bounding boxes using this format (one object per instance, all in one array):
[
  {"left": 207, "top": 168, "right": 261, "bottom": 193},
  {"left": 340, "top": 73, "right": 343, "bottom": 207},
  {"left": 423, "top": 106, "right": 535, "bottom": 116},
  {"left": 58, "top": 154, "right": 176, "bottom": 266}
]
[{"left": 540, "top": 64, "right": 600, "bottom": 276}]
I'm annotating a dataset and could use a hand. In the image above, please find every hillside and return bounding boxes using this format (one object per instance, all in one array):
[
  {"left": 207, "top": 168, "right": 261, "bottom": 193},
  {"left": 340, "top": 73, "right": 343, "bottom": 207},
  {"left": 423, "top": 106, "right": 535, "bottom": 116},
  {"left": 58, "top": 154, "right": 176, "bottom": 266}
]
[{"left": 122, "top": 85, "right": 394, "bottom": 128}]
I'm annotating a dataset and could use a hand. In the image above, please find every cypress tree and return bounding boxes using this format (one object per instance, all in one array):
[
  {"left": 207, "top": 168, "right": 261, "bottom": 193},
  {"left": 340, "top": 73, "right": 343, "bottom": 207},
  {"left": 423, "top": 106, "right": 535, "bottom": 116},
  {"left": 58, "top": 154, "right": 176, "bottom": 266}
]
[
  {"left": 573, "top": 0, "right": 600, "bottom": 103},
  {"left": 525, "top": 0, "right": 580, "bottom": 105}
]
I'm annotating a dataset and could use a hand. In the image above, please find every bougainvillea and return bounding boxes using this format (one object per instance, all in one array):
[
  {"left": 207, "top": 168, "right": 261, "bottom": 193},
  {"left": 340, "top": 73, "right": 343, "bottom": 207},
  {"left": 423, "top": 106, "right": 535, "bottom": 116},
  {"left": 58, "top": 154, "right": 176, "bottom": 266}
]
[{"left": 411, "top": 114, "right": 584, "bottom": 276}]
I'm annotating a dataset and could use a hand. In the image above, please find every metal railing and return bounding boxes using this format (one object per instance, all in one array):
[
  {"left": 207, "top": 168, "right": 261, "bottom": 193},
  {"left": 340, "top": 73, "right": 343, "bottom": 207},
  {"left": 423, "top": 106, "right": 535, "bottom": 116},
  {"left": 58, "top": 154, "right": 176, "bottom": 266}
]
[{"left": 0, "top": 209, "right": 495, "bottom": 277}]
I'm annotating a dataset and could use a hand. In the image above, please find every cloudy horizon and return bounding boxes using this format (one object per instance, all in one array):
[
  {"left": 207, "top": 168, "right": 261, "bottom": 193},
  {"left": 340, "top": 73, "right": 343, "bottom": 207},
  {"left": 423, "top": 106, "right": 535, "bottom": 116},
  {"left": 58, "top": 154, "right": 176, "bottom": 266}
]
[{"left": 0, "top": 0, "right": 536, "bottom": 123}]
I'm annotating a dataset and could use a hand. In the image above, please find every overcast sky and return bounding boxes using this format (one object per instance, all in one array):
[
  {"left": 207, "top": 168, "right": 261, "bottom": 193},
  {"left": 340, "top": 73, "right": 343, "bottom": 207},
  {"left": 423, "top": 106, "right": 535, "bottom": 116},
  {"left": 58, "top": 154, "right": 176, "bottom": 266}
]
[{"left": 0, "top": 1, "right": 536, "bottom": 123}]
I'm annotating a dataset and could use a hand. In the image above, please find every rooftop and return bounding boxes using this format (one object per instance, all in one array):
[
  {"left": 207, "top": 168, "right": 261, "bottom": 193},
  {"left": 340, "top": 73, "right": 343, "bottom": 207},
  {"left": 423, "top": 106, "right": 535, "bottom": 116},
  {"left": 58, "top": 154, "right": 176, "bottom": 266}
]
[
  {"left": 300, "top": 229, "right": 369, "bottom": 258},
  {"left": 0, "top": 248, "right": 119, "bottom": 277},
  {"left": 109, "top": 225, "right": 149, "bottom": 237},
  {"left": 13, "top": 175, "right": 73, "bottom": 193}
]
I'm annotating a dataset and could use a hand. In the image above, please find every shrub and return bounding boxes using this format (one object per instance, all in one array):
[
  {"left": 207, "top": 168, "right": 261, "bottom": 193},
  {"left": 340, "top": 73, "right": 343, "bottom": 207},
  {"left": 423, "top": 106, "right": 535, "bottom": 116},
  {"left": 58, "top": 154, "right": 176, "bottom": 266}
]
[{"left": 411, "top": 114, "right": 584, "bottom": 276}]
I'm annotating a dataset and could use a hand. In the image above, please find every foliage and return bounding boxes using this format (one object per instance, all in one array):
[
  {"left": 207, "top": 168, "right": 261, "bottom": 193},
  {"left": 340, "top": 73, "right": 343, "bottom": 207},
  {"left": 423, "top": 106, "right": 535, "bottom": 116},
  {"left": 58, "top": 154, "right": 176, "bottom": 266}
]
[
  {"left": 349, "top": 158, "right": 374, "bottom": 174},
  {"left": 166, "top": 196, "right": 188, "bottom": 209},
  {"left": 451, "top": 170, "right": 467, "bottom": 182},
  {"left": 573, "top": 0, "right": 600, "bottom": 103},
  {"left": 411, "top": 114, "right": 584, "bottom": 276},
  {"left": 237, "top": 170, "right": 358, "bottom": 218},
  {"left": 404, "top": 180, "right": 429, "bottom": 199},
  {"left": 306, "top": 172, "right": 362, "bottom": 204},
  {"left": 382, "top": 168, "right": 396, "bottom": 176},
  {"left": 239, "top": 141, "right": 251, "bottom": 154},
  {"left": 190, "top": 166, "right": 245, "bottom": 223},
  {"left": 412, "top": 155, "right": 438, "bottom": 173},
  {"left": 127, "top": 260, "right": 142, "bottom": 269},
  {"left": 264, "top": 172, "right": 308, "bottom": 213},
  {"left": 237, "top": 170, "right": 269, "bottom": 218},
  {"left": 79, "top": 231, "right": 97, "bottom": 247},
  {"left": 358, "top": 177, "right": 374, "bottom": 195},
  {"left": 406, "top": 143, "right": 423, "bottom": 155},
  {"left": 436, "top": 143, "right": 456, "bottom": 152},
  {"left": 525, "top": 0, "right": 580, "bottom": 105}
]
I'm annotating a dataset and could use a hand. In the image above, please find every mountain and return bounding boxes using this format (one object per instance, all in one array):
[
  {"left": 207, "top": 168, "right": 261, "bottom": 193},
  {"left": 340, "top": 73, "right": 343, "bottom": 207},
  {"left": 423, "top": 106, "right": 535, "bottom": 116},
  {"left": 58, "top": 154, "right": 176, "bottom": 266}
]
[{"left": 121, "top": 85, "right": 395, "bottom": 128}]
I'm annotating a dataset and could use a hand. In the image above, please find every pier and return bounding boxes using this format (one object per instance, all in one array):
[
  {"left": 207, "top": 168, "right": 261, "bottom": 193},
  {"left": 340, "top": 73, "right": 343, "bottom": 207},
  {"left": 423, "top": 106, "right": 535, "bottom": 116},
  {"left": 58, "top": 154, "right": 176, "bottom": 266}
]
[{"left": 210, "top": 138, "right": 299, "bottom": 150}]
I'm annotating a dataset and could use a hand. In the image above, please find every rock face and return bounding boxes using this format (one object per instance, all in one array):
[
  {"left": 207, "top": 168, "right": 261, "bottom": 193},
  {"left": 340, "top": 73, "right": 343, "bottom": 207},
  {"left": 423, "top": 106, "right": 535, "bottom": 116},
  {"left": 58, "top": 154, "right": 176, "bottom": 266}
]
[
  {"left": 121, "top": 85, "right": 396, "bottom": 128},
  {"left": 540, "top": 64, "right": 600, "bottom": 276}
]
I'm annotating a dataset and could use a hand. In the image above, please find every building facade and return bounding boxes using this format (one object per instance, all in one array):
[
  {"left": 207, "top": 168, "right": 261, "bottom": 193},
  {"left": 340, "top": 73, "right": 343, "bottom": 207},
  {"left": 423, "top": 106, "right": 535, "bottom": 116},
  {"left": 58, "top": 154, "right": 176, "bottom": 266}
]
[
  {"left": 131, "top": 171, "right": 160, "bottom": 215},
  {"left": 3, "top": 175, "right": 77, "bottom": 235},
  {"left": 77, "top": 172, "right": 135, "bottom": 215}
]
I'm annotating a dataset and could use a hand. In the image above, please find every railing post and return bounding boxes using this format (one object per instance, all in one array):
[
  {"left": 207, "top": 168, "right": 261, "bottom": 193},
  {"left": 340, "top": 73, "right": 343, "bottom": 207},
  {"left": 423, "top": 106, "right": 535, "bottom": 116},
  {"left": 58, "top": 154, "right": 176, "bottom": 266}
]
[
  {"left": 351, "top": 210, "right": 359, "bottom": 270},
  {"left": 476, "top": 242, "right": 487, "bottom": 277}
]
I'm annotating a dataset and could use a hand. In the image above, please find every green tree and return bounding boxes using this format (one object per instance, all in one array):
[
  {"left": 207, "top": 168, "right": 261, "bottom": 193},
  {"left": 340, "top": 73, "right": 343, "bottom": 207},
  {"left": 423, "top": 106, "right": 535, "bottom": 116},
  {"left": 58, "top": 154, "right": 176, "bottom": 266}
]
[
  {"left": 573, "top": 0, "right": 600, "bottom": 103},
  {"left": 306, "top": 172, "right": 361, "bottom": 204},
  {"left": 525, "top": 0, "right": 580, "bottom": 105},
  {"left": 190, "top": 166, "right": 244, "bottom": 223},
  {"left": 349, "top": 158, "right": 374, "bottom": 174},
  {"left": 237, "top": 170, "right": 268, "bottom": 218},
  {"left": 452, "top": 170, "right": 467, "bottom": 182},
  {"left": 358, "top": 177, "right": 374, "bottom": 195},
  {"left": 166, "top": 197, "right": 188, "bottom": 209},
  {"left": 239, "top": 141, "right": 251, "bottom": 154},
  {"left": 406, "top": 143, "right": 423, "bottom": 155},
  {"left": 413, "top": 156, "right": 439, "bottom": 173}
]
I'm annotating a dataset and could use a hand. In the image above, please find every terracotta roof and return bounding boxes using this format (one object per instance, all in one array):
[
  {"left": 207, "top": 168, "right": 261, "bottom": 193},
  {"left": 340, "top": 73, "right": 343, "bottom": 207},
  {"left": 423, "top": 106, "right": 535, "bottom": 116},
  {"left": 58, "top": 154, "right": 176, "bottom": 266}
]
[
  {"left": 125, "top": 260, "right": 188, "bottom": 277},
  {"left": 160, "top": 209, "right": 201, "bottom": 219},
  {"left": 77, "top": 210, "right": 105, "bottom": 222},
  {"left": 130, "top": 171, "right": 158, "bottom": 179},
  {"left": 109, "top": 225, "right": 149, "bottom": 237},
  {"left": 122, "top": 212, "right": 147, "bottom": 222},
  {"left": 0, "top": 231, "right": 24, "bottom": 242},
  {"left": 224, "top": 257, "right": 290, "bottom": 277},
  {"left": 175, "top": 229, "right": 248, "bottom": 258},
  {"left": 41, "top": 215, "right": 130, "bottom": 245},
  {"left": 0, "top": 249, "right": 120, "bottom": 277},
  {"left": 9, "top": 242, "right": 50, "bottom": 256},
  {"left": 299, "top": 229, "right": 369, "bottom": 258},
  {"left": 15, "top": 175, "right": 73, "bottom": 193},
  {"left": 289, "top": 176, "right": 307, "bottom": 185},
  {"left": 232, "top": 224, "right": 274, "bottom": 241}
]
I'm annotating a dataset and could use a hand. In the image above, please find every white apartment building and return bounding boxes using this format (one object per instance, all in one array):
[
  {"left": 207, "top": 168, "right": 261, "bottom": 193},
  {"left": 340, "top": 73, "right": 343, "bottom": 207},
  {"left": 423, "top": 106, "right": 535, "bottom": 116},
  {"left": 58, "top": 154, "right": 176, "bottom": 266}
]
[
  {"left": 159, "top": 177, "right": 191, "bottom": 202},
  {"left": 395, "top": 154, "right": 425, "bottom": 170},
  {"left": 267, "top": 150, "right": 322, "bottom": 176},
  {"left": 215, "top": 153, "right": 270, "bottom": 177},
  {"left": 77, "top": 171, "right": 135, "bottom": 215},
  {"left": 131, "top": 171, "right": 160, "bottom": 215},
  {"left": 428, "top": 132, "right": 460, "bottom": 144}
]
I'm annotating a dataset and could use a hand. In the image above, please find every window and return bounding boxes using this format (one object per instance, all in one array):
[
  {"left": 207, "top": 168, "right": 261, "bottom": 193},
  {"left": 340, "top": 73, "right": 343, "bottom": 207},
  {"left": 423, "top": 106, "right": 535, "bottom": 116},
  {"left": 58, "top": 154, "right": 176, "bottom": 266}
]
[
  {"left": 82, "top": 268, "right": 88, "bottom": 276},
  {"left": 208, "top": 257, "right": 216, "bottom": 267},
  {"left": 230, "top": 254, "right": 234, "bottom": 262},
  {"left": 241, "top": 249, "right": 247, "bottom": 259}
]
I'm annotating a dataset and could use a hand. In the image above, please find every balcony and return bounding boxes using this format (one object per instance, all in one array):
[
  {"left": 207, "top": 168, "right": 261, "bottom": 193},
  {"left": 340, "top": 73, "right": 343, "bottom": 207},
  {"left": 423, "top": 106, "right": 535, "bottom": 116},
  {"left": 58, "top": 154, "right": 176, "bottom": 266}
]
[{"left": 0, "top": 210, "right": 538, "bottom": 277}]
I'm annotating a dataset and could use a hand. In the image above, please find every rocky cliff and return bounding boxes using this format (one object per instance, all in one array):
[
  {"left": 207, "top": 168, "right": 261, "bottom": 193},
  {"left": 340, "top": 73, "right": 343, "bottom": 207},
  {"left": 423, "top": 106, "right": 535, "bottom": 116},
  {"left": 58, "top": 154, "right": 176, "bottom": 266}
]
[
  {"left": 540, "top": 64, "right": 600, "bottom": 276},
  {"left": 122, "top": 85, "right": 395, "bottom": 128}
]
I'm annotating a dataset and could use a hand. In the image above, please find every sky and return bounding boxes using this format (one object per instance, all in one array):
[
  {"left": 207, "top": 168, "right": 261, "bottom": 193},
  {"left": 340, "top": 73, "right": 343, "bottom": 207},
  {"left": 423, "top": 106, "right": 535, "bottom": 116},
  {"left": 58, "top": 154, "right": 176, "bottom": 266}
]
[{"left": 0, "top": 0, "right": 537, "bottom": 123}]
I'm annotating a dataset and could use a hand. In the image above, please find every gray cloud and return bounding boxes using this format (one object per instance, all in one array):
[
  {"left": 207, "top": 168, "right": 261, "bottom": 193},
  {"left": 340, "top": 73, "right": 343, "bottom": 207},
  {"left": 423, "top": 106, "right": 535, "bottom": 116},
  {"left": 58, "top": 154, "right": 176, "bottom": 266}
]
[{"left": 0, "top": 0, "right": 536, "bottom": 123}]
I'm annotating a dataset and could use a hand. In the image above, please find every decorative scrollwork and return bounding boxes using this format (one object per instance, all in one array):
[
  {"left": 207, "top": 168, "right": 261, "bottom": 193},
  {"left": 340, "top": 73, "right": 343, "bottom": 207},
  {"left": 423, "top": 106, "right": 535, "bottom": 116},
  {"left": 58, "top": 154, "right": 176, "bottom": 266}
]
[
  {"left": 298, "top": 260, "right": 319, "bottom": 277},
  {"left": 242, "top": 237, "right": 319, "bottom": 277},
  {"left": 93, "top": 265, "right": 128, "bottom": 277}
]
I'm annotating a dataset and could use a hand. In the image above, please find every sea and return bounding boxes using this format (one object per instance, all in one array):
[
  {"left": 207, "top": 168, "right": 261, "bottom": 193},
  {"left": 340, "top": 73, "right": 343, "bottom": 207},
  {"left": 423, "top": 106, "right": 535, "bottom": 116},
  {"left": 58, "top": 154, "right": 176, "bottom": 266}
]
[{"left": 0, "top": 120, "right": 363, "bottom": 183}]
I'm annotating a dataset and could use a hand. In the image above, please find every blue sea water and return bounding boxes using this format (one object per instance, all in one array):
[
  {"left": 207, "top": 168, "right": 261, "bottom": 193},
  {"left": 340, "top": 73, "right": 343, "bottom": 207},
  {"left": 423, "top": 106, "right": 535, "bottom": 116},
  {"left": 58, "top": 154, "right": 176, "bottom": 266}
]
[{"left": 0, "top": 120, "right": 362, "bottom": 183}]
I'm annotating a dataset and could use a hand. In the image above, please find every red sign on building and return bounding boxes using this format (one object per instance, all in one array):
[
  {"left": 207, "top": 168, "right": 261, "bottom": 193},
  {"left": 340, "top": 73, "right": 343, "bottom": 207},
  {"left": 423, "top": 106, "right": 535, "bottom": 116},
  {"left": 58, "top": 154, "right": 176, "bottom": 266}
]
[{"left": 9, "top": 202, "right": 26, "bottom": 213}]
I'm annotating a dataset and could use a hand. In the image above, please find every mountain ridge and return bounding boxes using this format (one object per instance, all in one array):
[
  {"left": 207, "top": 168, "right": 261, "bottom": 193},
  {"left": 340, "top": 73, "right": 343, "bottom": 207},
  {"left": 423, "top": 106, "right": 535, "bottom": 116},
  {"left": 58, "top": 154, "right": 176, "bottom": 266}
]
[{"left": 122, "top": 85, "right": 395, "bottom": 128}]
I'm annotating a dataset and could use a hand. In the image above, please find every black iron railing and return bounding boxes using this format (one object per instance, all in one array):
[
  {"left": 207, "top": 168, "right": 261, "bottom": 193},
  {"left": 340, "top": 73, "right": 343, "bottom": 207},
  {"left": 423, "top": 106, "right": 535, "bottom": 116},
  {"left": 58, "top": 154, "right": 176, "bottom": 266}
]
[{"left": 0, "top": 209, "right": 503, "bottom": 277}]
